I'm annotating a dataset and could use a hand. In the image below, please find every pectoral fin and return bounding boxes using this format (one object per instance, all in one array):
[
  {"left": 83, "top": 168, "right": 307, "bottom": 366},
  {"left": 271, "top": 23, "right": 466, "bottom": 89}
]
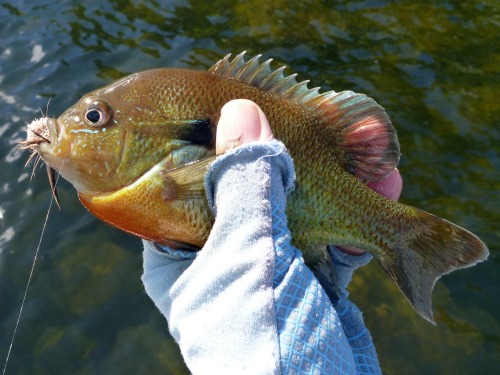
[{"left": 160, "top": 156, "right": 216, "bottom": 201}]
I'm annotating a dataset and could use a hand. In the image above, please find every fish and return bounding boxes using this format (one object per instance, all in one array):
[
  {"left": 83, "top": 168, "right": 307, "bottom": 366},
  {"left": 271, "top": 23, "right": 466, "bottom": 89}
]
[{"left": 22, "top": 52, "right": 489, "bottom": 323}]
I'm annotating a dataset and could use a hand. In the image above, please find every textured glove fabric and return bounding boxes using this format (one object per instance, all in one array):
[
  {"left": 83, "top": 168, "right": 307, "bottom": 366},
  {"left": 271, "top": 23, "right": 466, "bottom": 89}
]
[
  {"left": 142, "top": 140, "right": 381, "bottom": 374},
  {"left": 328, "top": 248, "right": 381, "bottom": 374}
]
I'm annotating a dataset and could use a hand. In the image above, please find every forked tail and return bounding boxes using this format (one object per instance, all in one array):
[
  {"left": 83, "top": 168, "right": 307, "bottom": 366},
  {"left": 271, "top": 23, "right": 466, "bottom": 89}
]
[{"left": 380, "top": 207, "right": 489, "bottom": 324}]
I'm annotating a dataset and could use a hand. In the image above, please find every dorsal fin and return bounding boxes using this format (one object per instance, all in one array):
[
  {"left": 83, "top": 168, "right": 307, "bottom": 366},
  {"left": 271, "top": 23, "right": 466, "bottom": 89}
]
[
  {"left": 209, "top": 52, "right": 400, "bottom": 181},
  {"left": 209, "top": 51, "right": 321, "bottom": 104},
  {"left": 311, "top": 90, "right": 400, "bottom": 181}
]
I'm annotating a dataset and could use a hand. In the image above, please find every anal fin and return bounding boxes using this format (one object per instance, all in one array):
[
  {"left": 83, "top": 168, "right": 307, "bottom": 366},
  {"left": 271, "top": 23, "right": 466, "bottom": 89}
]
[{"left": 311, "top": 248, "right": 342, "bottom": 307}]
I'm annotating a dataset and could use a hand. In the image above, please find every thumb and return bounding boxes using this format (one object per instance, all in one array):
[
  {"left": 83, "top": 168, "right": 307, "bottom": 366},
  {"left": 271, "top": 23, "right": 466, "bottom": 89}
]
[{"left": 216, "top": 99, "right": 273, "bottom": 154}]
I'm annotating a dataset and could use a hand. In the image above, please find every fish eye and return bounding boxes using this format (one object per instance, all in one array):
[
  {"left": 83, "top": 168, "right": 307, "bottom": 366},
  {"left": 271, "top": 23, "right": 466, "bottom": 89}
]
[{"left": 84, "top": 100, "right": 111, "bottom": 127}]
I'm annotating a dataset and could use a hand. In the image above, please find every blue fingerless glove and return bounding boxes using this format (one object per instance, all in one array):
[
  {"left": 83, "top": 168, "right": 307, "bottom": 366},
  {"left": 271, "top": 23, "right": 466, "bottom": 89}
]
[{"left": 142, "top": 140, "right": 381, "bottom": 374}]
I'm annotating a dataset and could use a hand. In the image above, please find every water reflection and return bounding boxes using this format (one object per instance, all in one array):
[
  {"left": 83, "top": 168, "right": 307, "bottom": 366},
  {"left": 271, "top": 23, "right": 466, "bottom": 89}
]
[
  {"left": 30, "top": 45, "right": 46, "bottom": 64},
  {"left": 0, "top": 226, "right": 14, "bottom": 247},
  {"left": 0, "top": 92, "right": 15, "bottom": 104}
]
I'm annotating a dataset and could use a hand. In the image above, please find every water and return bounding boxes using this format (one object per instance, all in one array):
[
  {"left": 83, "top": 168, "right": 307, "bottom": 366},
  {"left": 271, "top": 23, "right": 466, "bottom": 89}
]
[{"left": 0, "top": 1, "right": 498, "bottom": 374}]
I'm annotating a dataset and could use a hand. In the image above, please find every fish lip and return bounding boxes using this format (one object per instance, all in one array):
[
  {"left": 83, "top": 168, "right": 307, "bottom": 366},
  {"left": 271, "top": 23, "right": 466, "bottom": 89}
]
[
  {"left": 37, "top": 118, "right": 61, "bottom": 152},
  {"left": 46, "top": 117, "right": 59, "bottom": 145},
  {"left": 29, "top": 117, "right": 69, "bottom": 178},
  {"left": 25, "top": 117, "right": 59, "bottom": 150}
]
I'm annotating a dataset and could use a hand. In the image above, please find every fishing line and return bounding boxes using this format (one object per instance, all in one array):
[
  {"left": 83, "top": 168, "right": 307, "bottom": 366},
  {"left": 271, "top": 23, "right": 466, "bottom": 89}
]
[{"left": 2, "top": 161, "right": 63, "bottom": 375}]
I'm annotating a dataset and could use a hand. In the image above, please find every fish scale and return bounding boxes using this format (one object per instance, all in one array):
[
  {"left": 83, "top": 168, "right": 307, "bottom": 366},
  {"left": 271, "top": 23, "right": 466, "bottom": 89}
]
[{"left": 23, "top": 52, "right": 488, "bottom": 323}]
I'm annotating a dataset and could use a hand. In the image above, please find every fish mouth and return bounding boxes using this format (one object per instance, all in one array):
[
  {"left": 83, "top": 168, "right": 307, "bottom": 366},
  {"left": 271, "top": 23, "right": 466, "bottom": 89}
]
[
  {"left": 21, "top": 117, "right": 59, "bottom": 150},
  {"left": 21, "top": 117, "right": 61, "bottom": 209}
]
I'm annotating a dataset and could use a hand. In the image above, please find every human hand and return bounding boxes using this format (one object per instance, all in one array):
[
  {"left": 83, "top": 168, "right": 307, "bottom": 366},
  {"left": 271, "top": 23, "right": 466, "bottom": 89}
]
[
  {"left": 142, "top": 98, "right": 381, "bottom": 374},
  {"left": 212, "top": 99, "right": 379, "bottom": 373}
]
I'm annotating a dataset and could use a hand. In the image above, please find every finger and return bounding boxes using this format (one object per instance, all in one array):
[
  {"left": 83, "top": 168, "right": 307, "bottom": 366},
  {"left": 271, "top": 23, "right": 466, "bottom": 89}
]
[
  {"left": 366, "top": 168, "right": 403, "bottom": 201},
  {"left": 216, "top": 99, "right": 273, "bottom": 154}
]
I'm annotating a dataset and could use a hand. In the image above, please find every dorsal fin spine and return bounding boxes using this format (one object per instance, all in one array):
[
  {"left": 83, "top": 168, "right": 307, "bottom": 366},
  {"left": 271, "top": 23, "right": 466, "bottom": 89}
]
[
  {"left": 300, "top": 87, "right": 321, "bottom": 103},
  {"left": 272, "top": 73, "right": 298, "bottom": 94},
  {"left": 224, "top": 51, "right": 246, "bottom": 76},
  {"left": 250, "top": 59, "right": 274, "bottom": 85},
  {"left": 234, "top": 54, "right": 261, "bottom": 81},
  {"left": 208, "top": 53, "right": 229, "bottom": 75},
  {"left": 283, "top": 80, "right": 311, "bottom": 100},
  {"left": 258, "top": 66, "right": 286, "bottom": 90}
]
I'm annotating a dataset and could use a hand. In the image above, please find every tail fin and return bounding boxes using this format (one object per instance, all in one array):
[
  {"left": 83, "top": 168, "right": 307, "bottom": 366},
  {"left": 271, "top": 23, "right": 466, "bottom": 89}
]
[{"left": 380, "top": 207, "right": 489, "bottom": 324}]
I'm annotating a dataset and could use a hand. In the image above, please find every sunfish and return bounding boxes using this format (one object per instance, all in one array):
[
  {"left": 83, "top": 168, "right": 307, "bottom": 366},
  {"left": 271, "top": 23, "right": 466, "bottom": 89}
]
[{"left": 22, "top": 52, "right": 488, "bottom": 323}]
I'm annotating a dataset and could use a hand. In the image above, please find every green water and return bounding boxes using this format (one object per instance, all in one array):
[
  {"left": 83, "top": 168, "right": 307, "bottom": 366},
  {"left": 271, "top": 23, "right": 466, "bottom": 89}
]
[{"left": 0, "top": 1, "right": 498, "bottom": 374}]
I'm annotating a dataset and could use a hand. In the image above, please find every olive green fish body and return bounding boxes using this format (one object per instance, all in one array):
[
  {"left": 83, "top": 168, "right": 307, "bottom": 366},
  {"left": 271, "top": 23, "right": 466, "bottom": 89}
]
[{"left": 25, "top": 52, "right": 489, "bottom": 323}]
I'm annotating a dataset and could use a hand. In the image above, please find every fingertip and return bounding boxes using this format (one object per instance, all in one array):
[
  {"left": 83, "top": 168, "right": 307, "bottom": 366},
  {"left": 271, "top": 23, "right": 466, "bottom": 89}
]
[
  {"left": 217, "top": 99, "right": 272, "bottom": 154},
  {"left": 367, "top": 168, "right": 403, "bottom": 201},
  {"left": 257, "top": 106, "right": 273, "bottom": 141}
]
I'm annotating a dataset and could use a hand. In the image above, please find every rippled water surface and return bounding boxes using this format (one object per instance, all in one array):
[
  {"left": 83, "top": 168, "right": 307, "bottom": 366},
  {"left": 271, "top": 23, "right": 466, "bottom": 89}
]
[{"left": 1, "top": 1, "right": 499, "bottom": 374}]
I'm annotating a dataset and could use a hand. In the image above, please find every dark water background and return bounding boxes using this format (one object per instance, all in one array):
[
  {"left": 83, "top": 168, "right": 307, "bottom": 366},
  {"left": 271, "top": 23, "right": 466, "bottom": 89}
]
[{"left": 0, "top": 1, "right": 499, "bottom": 374}]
